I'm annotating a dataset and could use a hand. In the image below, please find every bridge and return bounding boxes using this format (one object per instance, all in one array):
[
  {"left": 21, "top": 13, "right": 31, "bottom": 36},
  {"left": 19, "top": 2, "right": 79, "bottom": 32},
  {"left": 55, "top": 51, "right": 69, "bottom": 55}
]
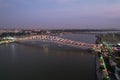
[
  {"left": 1, "top": 35, "right": 117, "bottom": 51},
  {"left": 14, "top": 35, "right": 101, "bottom": 50}
]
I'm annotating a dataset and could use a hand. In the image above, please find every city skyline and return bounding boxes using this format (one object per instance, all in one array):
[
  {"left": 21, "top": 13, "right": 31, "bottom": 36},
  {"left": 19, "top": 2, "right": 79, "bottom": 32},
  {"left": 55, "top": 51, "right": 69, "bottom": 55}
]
[{"left": 0, "top": 0, "right": 120, "bottom": 29}]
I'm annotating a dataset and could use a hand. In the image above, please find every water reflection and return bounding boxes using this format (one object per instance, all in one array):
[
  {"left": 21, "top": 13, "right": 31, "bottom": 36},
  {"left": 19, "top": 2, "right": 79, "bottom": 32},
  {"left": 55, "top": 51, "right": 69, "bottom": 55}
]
[
  {"left": 11, "top": 44, "right": 16, "bottom": 62},
  {"left": 42, "top": 44, "right": 49, "bottom": 55},
  {"left": 11, "top": 44, "right": 15, "bottom": 54}
]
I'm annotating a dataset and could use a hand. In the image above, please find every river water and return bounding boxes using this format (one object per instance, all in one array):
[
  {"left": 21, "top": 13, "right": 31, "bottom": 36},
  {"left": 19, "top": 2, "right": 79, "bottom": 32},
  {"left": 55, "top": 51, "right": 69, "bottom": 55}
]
[{"left": 0, "top": 34, "right": 97, "bottom": 80}]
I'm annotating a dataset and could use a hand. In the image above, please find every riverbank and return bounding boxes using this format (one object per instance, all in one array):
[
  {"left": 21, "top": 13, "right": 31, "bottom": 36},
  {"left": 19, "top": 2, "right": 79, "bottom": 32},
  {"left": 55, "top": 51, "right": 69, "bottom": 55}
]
[
  {"left": 97, "top": 33, "right": 120, "bottom": 80},
  {"left": 101, "top": 33, "right": 120, "bottom": 44}
]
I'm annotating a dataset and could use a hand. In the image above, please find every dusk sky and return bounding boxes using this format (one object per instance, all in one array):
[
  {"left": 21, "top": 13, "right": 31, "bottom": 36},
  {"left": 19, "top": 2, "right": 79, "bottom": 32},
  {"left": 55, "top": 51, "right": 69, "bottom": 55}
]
[{"left": 0, "top": 0, "right": 120, "bottom": 29}]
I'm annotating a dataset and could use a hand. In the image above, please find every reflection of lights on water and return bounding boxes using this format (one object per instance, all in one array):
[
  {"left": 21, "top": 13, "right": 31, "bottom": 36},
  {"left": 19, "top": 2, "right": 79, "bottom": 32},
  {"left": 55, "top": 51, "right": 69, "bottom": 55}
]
[
  {"left": 5, "top": 43, "right": 8, "bottom": 46},
  {"left": 42, "top": 44, "right": 49, "bottom": 55},
  {"left": 11, "top": 44, "right": 16, "bottom": 58},
  {"left": 42, "top": 44, "right": 48, "bottom": 48},
  {"left": 11, "top": 44, "right": 18, "bottom": 63},
  {"left": 44, "top": 47, "right": 49, "bottom": 53}
]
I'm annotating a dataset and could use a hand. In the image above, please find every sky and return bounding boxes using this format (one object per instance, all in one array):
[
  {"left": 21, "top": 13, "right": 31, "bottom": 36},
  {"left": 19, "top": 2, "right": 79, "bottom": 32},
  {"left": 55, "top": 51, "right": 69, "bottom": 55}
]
[{"left": 0, "top": 0, "right": 120, "bottom": 29}]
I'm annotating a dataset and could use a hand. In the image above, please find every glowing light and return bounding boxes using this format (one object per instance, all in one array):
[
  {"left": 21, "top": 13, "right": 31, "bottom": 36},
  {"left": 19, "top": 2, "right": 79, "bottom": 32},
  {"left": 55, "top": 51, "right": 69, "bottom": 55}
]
[{"left": 5, "top": 41, "right": 9, "bottom": 44}]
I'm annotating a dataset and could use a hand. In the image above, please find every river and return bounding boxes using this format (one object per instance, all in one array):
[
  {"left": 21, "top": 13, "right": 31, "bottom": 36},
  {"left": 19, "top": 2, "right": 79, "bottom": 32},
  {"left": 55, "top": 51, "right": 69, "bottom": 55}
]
[{"left": 0, "top": 33, "right": 97, "bottom": 80}]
